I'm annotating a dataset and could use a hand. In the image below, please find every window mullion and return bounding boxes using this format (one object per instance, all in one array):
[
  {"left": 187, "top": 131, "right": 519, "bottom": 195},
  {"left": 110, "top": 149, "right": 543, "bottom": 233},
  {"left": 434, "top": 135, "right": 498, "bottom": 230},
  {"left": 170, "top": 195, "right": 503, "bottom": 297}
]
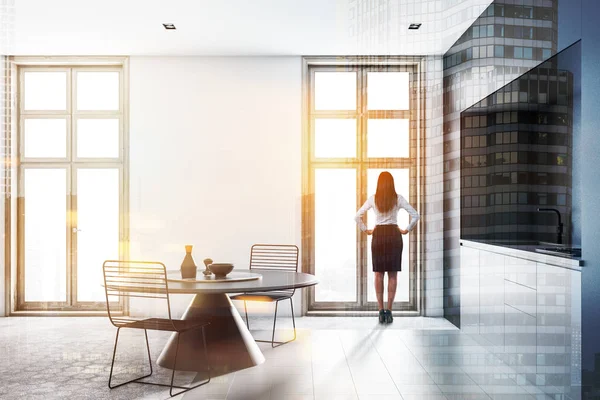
[{"left": 358, "top": 67, "right": 368, "bottom": 308}]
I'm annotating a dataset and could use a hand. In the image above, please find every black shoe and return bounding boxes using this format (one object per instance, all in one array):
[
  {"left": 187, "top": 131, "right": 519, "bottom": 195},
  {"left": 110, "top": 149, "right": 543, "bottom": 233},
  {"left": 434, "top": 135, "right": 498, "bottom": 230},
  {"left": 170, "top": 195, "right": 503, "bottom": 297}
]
[
  {"left": 378, "top": 309, "right": 385, "bottom": 323},
  {"left": 384, "top": 309, "right": 393, "bottom": 324}
]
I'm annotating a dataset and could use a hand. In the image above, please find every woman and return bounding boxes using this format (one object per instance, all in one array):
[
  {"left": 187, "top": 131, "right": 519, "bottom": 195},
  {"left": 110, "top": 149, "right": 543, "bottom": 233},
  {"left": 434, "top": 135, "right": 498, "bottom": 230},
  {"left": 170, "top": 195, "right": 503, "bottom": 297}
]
[{"left": 354, "top": 171, "right": 420, "bottom": 323}]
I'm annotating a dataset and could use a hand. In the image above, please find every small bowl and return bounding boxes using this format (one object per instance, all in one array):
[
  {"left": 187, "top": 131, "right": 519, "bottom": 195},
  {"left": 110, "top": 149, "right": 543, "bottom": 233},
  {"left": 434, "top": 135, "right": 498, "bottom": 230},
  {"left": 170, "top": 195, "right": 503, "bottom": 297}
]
[{"left": 208, "top": 263, "right": 234, "bottom": 278}]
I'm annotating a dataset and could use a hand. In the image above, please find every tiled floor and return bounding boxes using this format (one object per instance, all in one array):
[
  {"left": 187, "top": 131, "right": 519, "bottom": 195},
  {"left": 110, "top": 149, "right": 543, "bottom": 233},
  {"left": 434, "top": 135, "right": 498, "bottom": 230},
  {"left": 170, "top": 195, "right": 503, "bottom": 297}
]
[{"left": 0, "top": 316, "right": 561, "bottom": 399}]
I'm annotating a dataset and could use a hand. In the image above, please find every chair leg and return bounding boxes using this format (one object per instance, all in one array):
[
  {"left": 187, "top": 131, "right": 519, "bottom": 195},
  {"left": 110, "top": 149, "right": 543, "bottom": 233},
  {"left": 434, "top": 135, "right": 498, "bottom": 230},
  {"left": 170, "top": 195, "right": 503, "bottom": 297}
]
[
  {"left": 252, "top": 298, "right": 297, "bottom": 348},
  {"left": 108, "top": 328, "right": 209, "bottom": 396},
  {"left": 169, "top": 328, "right": 211, "bottom": 397},
  {"left": 201, "top": 326, "right": 212, "bottom": 383},
  {"left": 144, "top": 329, "right": 153, "bottom": 376},
  {"left": 289, "top": 297, "right": 297, "bottom": 342},
  {"left": 169, "top": 332, "right": 181, "bottom": 397},
  {"left": 108, "top": 328, "right": 153, "bottom": 389},
  {"left": 108, "top": 327, "right": 120, "bottom": 389},
  {"left": 244, "top": 300, "right": 250, "bottom": 329},
  {"left": 271, "top": 301, "right": 279, "bottom": 347}
]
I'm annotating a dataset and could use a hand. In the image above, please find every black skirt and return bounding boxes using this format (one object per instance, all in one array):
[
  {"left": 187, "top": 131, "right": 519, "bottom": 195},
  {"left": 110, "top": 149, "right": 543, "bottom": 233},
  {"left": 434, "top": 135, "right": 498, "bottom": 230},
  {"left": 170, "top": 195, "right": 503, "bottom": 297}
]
[{"left": 371, "top": 224, "right": 403, "bottom": 272}]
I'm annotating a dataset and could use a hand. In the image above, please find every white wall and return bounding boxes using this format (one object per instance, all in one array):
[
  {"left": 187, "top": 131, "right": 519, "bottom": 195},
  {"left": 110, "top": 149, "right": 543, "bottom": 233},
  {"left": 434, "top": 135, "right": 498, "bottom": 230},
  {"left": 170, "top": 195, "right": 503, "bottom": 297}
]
[
  {"left": 129, "top": 57, "right": 302, "bottom": 316},
  {"left": 0, "top": 56, "right": 6, "bottom": 317}
]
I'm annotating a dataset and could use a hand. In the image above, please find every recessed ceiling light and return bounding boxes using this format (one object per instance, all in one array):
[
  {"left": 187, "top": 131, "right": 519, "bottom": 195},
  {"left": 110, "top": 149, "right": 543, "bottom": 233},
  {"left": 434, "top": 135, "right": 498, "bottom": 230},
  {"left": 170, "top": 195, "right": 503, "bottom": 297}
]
[
  {"left": 163, "top": 23, "right": 176, "bottom": 30},
  {"left": 408, "top": 23, "right": 422, "bottom": 30}
]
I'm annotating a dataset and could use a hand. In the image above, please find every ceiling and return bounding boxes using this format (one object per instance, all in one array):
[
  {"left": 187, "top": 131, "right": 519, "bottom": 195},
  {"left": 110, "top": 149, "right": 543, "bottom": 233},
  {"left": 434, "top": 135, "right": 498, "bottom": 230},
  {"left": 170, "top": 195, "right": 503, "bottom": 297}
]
[{"left": 6, "top": 0, "right": 493, "bottom": 56}]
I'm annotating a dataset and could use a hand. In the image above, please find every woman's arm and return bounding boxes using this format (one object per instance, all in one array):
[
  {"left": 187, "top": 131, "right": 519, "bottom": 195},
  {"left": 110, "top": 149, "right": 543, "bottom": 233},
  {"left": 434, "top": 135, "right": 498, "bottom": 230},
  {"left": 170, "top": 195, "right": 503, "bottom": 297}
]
[
  {"left": 397, "top": 194, "right": 420, "bottom": 232},
  {"left": 354, "top": 197, "right": 373, "bottom": 232}
]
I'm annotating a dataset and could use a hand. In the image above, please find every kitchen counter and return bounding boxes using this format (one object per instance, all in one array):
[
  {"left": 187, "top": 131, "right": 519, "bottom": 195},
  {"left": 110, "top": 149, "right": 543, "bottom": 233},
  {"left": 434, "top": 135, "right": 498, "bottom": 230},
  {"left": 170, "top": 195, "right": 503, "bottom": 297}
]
[
  {"left": 461, "top": 239, "right": 584, "bottom": 270},
  {"left": 459, "top": 239, "right": 582, "bottom": 394}
]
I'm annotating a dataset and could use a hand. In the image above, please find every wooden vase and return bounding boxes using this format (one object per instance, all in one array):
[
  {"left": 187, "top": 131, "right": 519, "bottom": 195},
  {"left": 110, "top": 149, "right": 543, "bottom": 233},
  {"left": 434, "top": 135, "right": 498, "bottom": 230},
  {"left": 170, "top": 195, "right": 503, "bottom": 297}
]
[{"left": 180, "top": 245, "right": 197, "bottom": 279}]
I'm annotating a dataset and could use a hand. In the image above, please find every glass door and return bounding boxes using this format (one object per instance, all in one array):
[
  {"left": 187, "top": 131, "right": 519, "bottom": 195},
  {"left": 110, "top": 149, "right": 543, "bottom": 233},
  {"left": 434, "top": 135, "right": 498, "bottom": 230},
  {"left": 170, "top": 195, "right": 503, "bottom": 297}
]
[
  {"left": 73, "top": 167, "right": 121, "bottom": 304},
  {"left": 19, "top": 166, "right": 70, "bottom": 307},
  {"left": 17, "top": 66, "right": 125, "bottom": 311},
  {"left": 306, "top": 64, "right": 419, "bottom": 312}
]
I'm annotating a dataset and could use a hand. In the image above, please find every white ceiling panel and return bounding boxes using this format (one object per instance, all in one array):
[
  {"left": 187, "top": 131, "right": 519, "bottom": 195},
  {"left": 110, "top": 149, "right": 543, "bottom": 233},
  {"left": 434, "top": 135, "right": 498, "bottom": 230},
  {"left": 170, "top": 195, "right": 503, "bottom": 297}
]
[{"left": 4, "top": 0, "right": 493, "bottom": 56}]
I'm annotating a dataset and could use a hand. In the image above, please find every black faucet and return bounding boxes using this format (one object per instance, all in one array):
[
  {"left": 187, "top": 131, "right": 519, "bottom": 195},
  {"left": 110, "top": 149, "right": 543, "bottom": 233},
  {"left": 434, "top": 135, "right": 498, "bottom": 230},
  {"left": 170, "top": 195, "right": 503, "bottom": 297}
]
[{"left": 537, "top": 208, "right": 563, "bottom": 244}]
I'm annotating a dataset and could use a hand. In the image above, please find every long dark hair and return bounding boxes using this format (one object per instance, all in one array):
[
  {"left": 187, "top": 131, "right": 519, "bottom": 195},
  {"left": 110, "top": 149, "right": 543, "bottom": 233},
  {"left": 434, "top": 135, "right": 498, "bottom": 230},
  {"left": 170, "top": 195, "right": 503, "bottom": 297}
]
[{"left": 374, "top": 171, "right": 397, "bottom": 213}]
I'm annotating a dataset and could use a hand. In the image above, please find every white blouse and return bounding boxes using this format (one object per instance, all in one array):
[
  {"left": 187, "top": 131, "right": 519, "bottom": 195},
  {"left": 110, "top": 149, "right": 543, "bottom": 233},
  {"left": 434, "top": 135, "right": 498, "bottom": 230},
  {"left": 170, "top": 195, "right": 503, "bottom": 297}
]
[{"left": 354, "top": 194, "right": 420, "bottom": 232}]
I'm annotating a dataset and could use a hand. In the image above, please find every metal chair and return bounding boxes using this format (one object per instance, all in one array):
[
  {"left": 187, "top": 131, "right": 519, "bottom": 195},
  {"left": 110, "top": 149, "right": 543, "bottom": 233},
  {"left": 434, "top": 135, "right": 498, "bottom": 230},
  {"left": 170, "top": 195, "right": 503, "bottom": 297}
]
[
  {"left": 230, "top": 244, "right": 299, "bottom": 348},
  {"left": 102, "top": 260, "right": 211, "bottom": 397}
]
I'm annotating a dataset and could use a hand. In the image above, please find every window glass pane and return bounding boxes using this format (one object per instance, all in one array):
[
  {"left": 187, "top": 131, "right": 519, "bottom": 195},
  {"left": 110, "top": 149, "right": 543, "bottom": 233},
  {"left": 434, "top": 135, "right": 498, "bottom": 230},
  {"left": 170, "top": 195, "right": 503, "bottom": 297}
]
[
  {"left": 24, "top": 72, "right": 67, "bottom": 111},
  {"left": 367, "top": 72, "right": 409, "bottom": 110},
  {"left": 366, "top": 169, "right": 410, "bottom": 303},
  {"left": 367, "top": 119, "right": 409, "bottom": 158},
  {"left": 77, "top": 71, "right": 120, "bottom": 111},
  {"left": 314, "top": 119, "right": 356, "bottom": 158},
  {"left": 315, "top": 169, "right": 357, "bottom": 302},
  {"left": 514, "top": 47, "right": 524, "bottom": 59},
  {"left": 76, "top": 119, "right": 120, "bottom": 158},
  {"left": 24, "top": 168, "right": 67, "bottom": 302},
  {"left": 495, "top": 46, "right": 505, "bottom": 58},
  {"left": 314, "top": 72, "right": 356, "bottom": 111},
  {"left": 76, "top": 169, "right": 120, "bottom": 302},
  {"left": 23, "top": 119, "right": 67, "bottom": 158}
]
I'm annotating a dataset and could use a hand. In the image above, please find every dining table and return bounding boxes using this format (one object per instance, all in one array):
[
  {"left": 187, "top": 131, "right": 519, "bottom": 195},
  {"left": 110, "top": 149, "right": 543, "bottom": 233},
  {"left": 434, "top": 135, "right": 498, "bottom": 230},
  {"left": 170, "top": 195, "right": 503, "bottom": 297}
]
[{"left": 156, "top": 269, "right": 318, "bottom": 377}]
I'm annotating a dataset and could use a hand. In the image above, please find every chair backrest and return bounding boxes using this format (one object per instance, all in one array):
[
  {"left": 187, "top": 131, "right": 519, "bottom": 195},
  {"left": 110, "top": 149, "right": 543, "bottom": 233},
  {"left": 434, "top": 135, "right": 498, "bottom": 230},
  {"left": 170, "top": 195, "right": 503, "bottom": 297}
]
[
  {"left": 102, "top": 260, "right": 175, "bottom": 329},
  {"left": 249, "top": 244, "right": 299, "bottom": 296}
]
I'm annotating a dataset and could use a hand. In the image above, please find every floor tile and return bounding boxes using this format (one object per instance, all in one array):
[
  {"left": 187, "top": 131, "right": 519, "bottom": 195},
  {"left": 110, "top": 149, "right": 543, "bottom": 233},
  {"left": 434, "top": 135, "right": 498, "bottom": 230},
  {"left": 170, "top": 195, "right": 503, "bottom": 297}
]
[
  {"left": 226, "top": 384, "right": 271, "bottom": 400},
  {"left": 314, "top": 378, "right": 358, "bottom": 394},
  {"left": 397, "top": 384, "right": 443, "bottom": 395},
  {"left": 390, "top": 371, "right": 435, "bottom": 386},
  {"left": 268, "top": 396, "right": 313, "bottom": 400},
  {"left": 314, "top": 394, "right": 359, "bottom": 400},
  {"left": 443, "top": 394, "right": 491, "bottom": 400},
  {"left": 400, "top": 394, "right": 447, "bottom": 400},
  {"left": 357, "top": 395, "right": 404, "bottom": 400},
  {"left": 270, "top": 378, "right": 314, "bottom": 395},
  {"left": 353, "top": 379, "right": 400, "bottom": 395},
  {"left": 436, "top": 384, "right": 487, "bottom": 396}
]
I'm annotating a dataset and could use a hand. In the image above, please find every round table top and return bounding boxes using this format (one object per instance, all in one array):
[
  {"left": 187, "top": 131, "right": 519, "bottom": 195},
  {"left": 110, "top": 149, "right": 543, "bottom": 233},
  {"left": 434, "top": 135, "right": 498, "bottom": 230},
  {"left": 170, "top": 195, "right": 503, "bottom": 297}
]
[
  {"left": 165, "top": 269, "right": 318, "bottom": 294},
  {"left": 167, "top": 271, "right": 261, "bottom": 283}
]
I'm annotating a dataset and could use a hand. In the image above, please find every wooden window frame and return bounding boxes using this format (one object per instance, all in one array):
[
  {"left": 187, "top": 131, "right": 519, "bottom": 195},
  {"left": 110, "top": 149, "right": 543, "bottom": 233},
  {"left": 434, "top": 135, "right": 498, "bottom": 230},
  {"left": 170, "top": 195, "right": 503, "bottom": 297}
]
[
  {"left": 4, "top": 56, "right": 129, "bottom": 315},
  {"left": 301, "top": 57, "right": 424, "bottom": 315}
]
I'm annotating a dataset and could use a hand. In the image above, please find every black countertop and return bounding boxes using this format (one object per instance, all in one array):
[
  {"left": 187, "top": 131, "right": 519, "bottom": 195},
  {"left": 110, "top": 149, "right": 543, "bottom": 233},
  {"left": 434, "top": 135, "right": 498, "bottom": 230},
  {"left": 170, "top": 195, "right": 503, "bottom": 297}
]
[{"left": 460, "top": 239, "right": 584, "bottom": 269}]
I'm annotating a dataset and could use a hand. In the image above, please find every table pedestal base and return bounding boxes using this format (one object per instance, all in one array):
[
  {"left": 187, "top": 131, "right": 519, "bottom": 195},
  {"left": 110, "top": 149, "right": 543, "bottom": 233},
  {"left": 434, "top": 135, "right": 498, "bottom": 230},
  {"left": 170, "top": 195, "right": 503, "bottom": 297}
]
[{"left": 157, "top": 293, "right": 265, "bottom": 376}]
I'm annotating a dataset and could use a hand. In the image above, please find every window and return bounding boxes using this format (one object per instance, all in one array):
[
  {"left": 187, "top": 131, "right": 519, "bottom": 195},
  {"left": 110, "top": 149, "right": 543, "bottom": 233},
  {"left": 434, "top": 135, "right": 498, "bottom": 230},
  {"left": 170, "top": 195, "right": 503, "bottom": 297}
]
[
  {"left": 514, "top": 26, "right": 523, "bottom": 38},
  {"left": 543, "top": 49, "right": 552, "bottom": 61},
  {"left": 16, "top": 62, "right": 127, "bottom": 311},
  {"left": 305, "top": 61, "right": 419, "bottom": 312},
  {"left": 537, "top": 8, "right": 554, "bottom": 21},
  {"left": 525, "top": 27, "right": 534, "bottom": 40},
  {"left": 539, "top": 28, "right": 553, "bottom": 41},
  {"left": 495, "top": 46, "right": 505, "bottom": 58},
  {"left": 495, "top": 4, "right": 505, "bottom": 17},
  {"left": 514, "top": 47, "right": 524, "bottom": 59}
]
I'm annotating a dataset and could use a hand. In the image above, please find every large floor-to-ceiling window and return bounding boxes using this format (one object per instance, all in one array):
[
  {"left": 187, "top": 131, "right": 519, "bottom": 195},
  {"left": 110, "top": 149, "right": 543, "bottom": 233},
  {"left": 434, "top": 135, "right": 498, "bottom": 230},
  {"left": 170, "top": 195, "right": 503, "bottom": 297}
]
[
  {"left": 14, "top": 61, "right": 127, "bottom": 311},
  {"left": 304, "top": 60, "right": 421, "bottom": 312}
]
